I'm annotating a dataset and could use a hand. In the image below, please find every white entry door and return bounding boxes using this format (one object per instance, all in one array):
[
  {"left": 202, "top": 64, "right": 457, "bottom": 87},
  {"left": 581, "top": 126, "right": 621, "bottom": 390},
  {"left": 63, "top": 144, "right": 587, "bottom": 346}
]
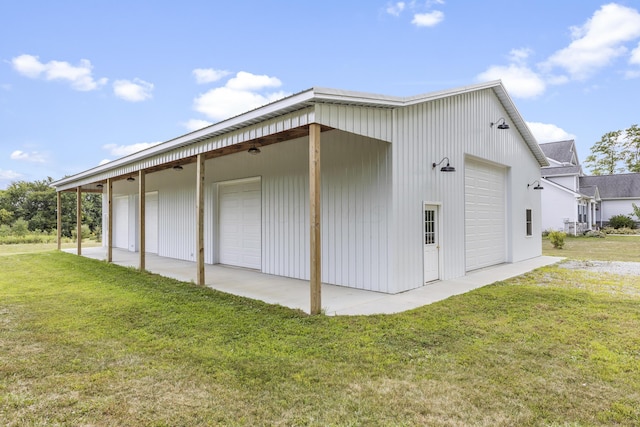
[{"left": 424, "top": 204, "right": 440, "bottom": 283}]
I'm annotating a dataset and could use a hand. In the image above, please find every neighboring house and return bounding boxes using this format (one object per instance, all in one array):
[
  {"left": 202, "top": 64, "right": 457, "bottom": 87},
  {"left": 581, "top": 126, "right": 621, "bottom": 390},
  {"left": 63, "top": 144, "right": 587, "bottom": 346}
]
[
  {"left": 51, "top": 80, "right": 548, "bottom": 311},
  {"left": 539, "top": 140, "right": 640, "bottom": 233}
]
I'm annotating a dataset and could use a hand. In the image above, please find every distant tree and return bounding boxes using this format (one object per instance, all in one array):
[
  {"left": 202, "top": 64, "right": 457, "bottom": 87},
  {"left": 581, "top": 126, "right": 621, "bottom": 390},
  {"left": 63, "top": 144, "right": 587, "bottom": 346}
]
[
  {"left": 0, "top": 178, "right": 101, "bottom": 237},
  {"left": 585, "top": 130, "right": 624, "bottom": 175},
  {"left": 0, "top": 208, "right": 13, "bottom": 225},
  {"left": 622, "top": 124, "right": 640, "bottom": 173}
]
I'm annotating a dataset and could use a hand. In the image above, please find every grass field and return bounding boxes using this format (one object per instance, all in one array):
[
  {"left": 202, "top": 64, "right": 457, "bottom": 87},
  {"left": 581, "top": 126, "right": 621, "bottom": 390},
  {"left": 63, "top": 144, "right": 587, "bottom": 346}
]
[
  {"left": 1, "top": 238, "right": 639, "bottom": 426},
  {"left": 542, "top": 234, "right": 640, "bottom": 262}
]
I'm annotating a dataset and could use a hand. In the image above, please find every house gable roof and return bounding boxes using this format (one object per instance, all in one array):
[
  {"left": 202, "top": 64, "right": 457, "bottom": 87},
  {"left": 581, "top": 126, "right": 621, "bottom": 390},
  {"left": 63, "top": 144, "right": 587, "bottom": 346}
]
[
  {"left": 579, "top": 174, "right": 640, "bottom": 199},
  {"left": 52, "top": 81, "right": 548, "bottom": 190},
  {"left": 539, "top": 140, "right": 577, "bottom": 164}
]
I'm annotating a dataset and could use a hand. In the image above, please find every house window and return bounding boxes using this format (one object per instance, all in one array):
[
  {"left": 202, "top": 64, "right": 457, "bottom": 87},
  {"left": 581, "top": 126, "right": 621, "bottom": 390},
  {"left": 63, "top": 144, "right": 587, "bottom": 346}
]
[{"left": 526, "top": 209, "right": 532, "bottom": 236}]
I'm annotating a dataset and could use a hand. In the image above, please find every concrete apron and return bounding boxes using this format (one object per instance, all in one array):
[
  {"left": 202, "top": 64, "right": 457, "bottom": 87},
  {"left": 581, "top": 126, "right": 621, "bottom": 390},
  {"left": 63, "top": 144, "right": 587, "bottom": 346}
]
[{"left": 64, "top": 247, "right": 563, "bottom": 316}]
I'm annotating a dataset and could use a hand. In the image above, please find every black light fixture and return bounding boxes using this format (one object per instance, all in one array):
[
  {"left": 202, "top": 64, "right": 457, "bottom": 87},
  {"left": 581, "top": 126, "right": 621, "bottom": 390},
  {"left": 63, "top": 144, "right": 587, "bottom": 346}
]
[
  {"left": 527, "top": 180, "right": 544, "bottom": 190},
  {"left": 127, "top": 176, "right": 135, "bottom": 182},
  {"left": 248, "top": 144, "right": 261, "bottom": 155},
  {"left": 173, "top": 165, "right": 183, "bottom": 171},
  {"left": 96, "top": 183, "right": 104, "bottom": 189},
  {"left": 490, "top": 117, "right": 510, "bottom": 129},
  {"left": 432, "top": 157, "right": 456, "bottom": 172}
]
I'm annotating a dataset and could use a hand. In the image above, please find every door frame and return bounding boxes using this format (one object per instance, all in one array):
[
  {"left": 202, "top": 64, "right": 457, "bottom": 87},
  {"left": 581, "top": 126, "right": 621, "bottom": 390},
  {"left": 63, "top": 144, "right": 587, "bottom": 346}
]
[{"left": 423, "top": 201, "right": 442, "bottom": 283}]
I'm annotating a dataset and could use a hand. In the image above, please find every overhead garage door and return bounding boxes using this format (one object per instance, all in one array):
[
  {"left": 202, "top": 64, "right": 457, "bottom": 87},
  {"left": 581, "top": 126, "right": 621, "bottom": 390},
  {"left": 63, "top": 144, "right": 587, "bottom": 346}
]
[
  {"left": 465, "top": 159, "right": 506, "bottom": 271},
  {"left": 219, "top": 179, "right": 261, "bottom": 269},
  {"left": 113, "top": 196, "right": 129, "bottom": 250}
]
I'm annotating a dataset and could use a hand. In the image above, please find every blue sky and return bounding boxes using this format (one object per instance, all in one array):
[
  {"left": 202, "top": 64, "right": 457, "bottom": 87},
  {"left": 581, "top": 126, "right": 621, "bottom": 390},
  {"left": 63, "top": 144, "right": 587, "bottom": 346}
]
[{"left": 2, "top": 1, "right": 640, "bottom": 189}]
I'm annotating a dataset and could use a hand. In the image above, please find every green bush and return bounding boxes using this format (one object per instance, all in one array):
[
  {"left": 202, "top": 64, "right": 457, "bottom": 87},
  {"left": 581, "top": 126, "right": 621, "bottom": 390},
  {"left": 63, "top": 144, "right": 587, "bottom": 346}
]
[
  {"left": 603, "top": 226, "right": 639, "bottom": 235},
  {"left": 11, "top": 218, "right": 29, "bottom": 237},
  {"left": 608, "top": 214, "right": 636, "bottom": 229},
  {"left": 548, "top": 230, "right": 566, "bottom": 249},
  {"left": 584, "top": 230, "right": 606, "bottom": 238}
]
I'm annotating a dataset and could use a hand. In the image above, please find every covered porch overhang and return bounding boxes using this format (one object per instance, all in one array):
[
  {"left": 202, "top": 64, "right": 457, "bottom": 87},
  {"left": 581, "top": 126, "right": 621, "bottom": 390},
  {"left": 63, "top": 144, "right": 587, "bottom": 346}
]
[{"left": 55, "top": 121, "right": 333, "bottom": 314}]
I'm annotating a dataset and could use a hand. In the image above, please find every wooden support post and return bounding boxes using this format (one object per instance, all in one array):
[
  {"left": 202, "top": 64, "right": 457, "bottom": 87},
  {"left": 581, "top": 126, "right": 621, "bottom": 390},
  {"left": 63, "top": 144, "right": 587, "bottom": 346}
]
[
  {"left": 56, "top": 191, "right": 62, "bottom": 251},
  {"left": 196, "top": 154, "right": 205, "bottom": 286},
  {"left": 138, "top": 170, "right": 146, "bottom": 271},
  {"left": 76, "top": 187, "right": 82, "bottom": 256},
  {"left": 309, "top": 123, "right": 322, "bottom": 315},
  {"left": 107, "top": 178, "right": 113, "bottom": 263}
]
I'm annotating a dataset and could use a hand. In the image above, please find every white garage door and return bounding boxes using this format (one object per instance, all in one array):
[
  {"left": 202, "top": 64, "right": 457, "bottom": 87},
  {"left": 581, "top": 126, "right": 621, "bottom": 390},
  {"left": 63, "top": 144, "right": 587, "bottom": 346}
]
[
  {"left": 113, "top": 196, "right": 129, "bottom": 250},
  {"left": 465, "top": 160, "right": 506, "bottom": 271},
  {"left": 219, "top": 179, "right": 261, "bottom": 269}
]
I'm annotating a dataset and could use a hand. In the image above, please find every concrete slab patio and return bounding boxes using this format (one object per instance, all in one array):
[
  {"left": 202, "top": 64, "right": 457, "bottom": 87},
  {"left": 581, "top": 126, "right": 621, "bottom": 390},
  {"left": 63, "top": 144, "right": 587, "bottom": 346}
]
[{"left": 65, "top": 247, "right": 563, "bottom": 316}]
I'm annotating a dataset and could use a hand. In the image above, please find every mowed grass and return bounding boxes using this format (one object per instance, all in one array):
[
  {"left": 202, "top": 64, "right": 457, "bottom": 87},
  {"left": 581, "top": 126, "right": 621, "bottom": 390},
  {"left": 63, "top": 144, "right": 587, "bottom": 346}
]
[
  {"left": 543, "top": 234, "right": 640, "bottom": 262},
  {"left": 0, "top": 241, "right": 101, "bottom": 256},
  {"left": 0, "top": 245, "right": 639, "bottom": 425}
]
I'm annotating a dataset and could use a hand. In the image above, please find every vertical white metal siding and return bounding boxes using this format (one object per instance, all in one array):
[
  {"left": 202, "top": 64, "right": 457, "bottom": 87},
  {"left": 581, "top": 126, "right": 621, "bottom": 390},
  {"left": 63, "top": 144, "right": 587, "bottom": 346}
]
[
  {"left": 391, "top": 88, "right": 543, "bottom": 291},
  {"left": 158, "top": 186, "right": 196, "bottom": 262},
  {"left": 201, "top": 130, "right": 391, "bottom": 292}
]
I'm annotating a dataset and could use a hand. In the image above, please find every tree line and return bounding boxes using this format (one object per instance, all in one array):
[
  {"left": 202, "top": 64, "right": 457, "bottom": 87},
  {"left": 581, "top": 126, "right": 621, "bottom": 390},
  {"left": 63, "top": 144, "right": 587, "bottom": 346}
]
[
  {"left": 0, "top": 177, "right": 102, "bottom": 238},
  {"left": 585, "top": 124, "right": 640, "bottom": 175}
]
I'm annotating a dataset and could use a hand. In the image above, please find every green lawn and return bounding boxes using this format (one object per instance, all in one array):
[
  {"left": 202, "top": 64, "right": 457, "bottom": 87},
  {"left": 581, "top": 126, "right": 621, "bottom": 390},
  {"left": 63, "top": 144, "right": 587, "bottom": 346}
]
[
  {"left": 1, "top": 242, "right": 639, "bottom": 426},
  {"left": 0, "top": 241, "right": 101, "bottom": 256},
  {"left": 543, "top": 234, "right": 640, "bottom": 262}
]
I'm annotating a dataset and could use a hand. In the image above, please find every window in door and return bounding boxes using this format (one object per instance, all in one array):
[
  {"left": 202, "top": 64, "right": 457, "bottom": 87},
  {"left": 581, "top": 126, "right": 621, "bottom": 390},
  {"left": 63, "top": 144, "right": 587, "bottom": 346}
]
[{"left": 425, "top": 209, "right": 435, "bottom": 244}]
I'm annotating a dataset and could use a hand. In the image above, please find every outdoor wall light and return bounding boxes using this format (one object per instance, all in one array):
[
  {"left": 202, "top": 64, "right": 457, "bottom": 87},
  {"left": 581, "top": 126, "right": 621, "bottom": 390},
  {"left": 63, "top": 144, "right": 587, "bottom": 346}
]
[
  {"left": 248, "top": 144, "right": 261, "bottom": 155},
  {"left": 432, "top": 157, "right": 456, "bottom": 172},
  {"left": 490, "top": 117, "right": 510, "bottom": 129},
  {"left": 527, "top": 180, "right": 544, "bottom": 190},
  {"left": 96, "top": 183, "right": 104, "bottom": 189},
  {"left": 127, "top": 177, "right": 135, "bottom": 182},
  {"left": 173, "top": 165, "right": 183, "bottom": 171}
]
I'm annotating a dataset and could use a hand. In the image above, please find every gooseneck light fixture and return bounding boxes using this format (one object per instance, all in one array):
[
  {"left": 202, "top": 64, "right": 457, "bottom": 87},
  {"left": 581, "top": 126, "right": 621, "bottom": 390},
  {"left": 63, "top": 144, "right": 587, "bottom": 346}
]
[
  {"left": 173, "top": 165, "right": 183, "bottom": 171},
  {"left": 490, "top": 117, "right": 510, "bottom": 129},
  {"left": 248, "top": 144, "right": 261, "bottom": 155},
  {"left": 126, "top": 176, "right": 135, "bottom": 182},
  {"left": 527, "top": 180, "right": 544, "bottom": 190},
  {"left": 432, "top": 157, "right": 456, "bottom": 172}
]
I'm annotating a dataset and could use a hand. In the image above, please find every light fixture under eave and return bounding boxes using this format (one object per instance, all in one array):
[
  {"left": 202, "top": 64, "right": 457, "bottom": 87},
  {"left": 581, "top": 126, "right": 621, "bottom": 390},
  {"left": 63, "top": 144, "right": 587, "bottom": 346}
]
[
  {"left": 248, "top": 145, "right": 261, "bottom": 155},
  {"left": 490, "top": 117, "right": 510, "bottom": 130},
  {"left": 432, "top": 157, "right": 456, "bottom": 172},
  {"left": 173, "top": 165, "right": 183, "bottom": 171},
  {"left": 127, "top": 177, "right": 135, "bottom": 182},
  {"left": 527, "top": 180, "right": 544, "bottom": 190},
  {"left": 96, "top": 183, "right": 104, "bottom": 189}
]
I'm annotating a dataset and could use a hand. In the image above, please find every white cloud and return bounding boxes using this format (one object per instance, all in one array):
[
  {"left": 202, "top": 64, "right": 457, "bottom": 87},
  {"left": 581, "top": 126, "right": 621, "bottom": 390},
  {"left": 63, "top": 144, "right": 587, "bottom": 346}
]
[
  {"left": 11, "top": 54, "right": 107, "bottom": 91},
  {"left": 543, "top": 3, "right": 640, "bottom": 80},
  {"left": 193, "top": 68, "right": 231, "bottom": 84},
  {"left": 99, "top": 159, "right": 112, "bottom": 165},
  {"left": 386, "top": 2, "right": 405, "bottom": 16},
  {"left": 226, "top": 71, "right": 282, "bottom": 91},
  {"left": 183, "top": 119, "right": 213, "bottom": 132},
  {"left": 631, "top": 43, "right": 640, "bottom": 65},
  {"left": 477, "top": 63, "right": 546, "bottom": 98},
  {"left": 526, "top": 122, "right": 576, "bottom": 144},
  {"left": 113, "top": 78, "right": 154, "bottom": 102},
  {"left": 10, "top": 150, "right": 47, "bottom": 163},
  {"left": 193, "top": 71, "right": 289, "bottom": 122},
  {"left": 102, "top": 141, "right": 162, "bottom": 157},
  {"left": 0, "top": 169, "right": 21, "bottom": 181},
  {"left": 412, "top": 10, "right": 444, "bottom": 27}
]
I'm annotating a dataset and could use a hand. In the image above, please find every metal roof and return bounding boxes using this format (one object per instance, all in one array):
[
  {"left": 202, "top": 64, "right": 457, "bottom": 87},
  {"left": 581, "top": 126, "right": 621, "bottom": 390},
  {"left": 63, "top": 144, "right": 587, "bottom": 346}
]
[{"left": 52, "top": 80, "right": 548, "bottom": 189}]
